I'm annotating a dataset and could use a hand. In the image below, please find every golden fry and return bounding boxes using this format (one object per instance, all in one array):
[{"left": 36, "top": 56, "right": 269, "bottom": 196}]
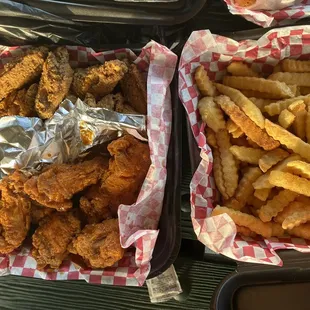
[
  {"left": 265, "top": 119, "right": 310, "bottom": 162},
  {"left": 269, "top": 171, "right": 310, "bottom": 197},
  {"left": 258, "top": 189, "right": 299, "bottom": 222},
  {"left": 286, "top": 160, "right": 310, "bottom": 179},
  {"left": 288, "top": 223, "right": 310, "bottom": 240},
  {"left": 195, "top": 65, "right": 217, "bottom": 97},
  {"left": 213, "top": 148, "right": 228, "bottom": 200},
  {"left": 249, "top": 98, "right": 274, "bottom": 111},
  {"left": 271, "top": 222, "right": 286, "bottom": 237},
  {"left": 226, "top": 119, "right": 244, "bottom": 138},
  {"left": 215, "top": 83, "right": 265, "bottom": 129},
  {"left": 229, "top": 146, "right": 265, "bottom": 165},
  {"left": 306, "top": 111, "right": 310, "bottom": 143},
  {"left": 278, "top": 109, "right": 295, "bottom": 129},
  {"left": 236, "top": 225, "right": 257, "bottom": 237},
  {"left": 227, "top": 62, "right": 259, "bottom": 77},
  {"left": 273, "top": 63, "right": 282, "bottom": 73},
  {"left": 268, "top": 72, "right": 310, "bottom": 87},
  {"left": 281, "top": 59, "right": 310, "bottom": 73},
  {"left": 254, "top": 188, "right": 271, "bottom": 202},
  {"left": 253, "top": 154, "right": 301, "bottom": 190},
  {"left": 241, "top": 90, "right": 282, "bottom": 100},
  {"left": 198, "top": 97, "right": 226, "bottom": 133},
  {"left": 292, "top": 109, "right": 307, "bottom": 140},
  {"left": 275, "top": 201, "right": 309, "bottom": 224},
  {"left": 223, "top": 76, "right": 294, "bottom": 99},
  {"left": 216, "top": 129, "right": 239, "bottom": 198},
  {"left": 288, "top": 100, "right": 306, "bottom": 114},
  {"left": 215, "top": 95, "right": 279, "bottom": 150},
  {"left": 247, "top": 196, "right": 265, "bottom": 209},
  {"left": 282, "top": 210, "right": 310, "bottom": 230},
  {"left": 258, "top": 148, "right": 289, "bottom": 172},
  {"left": 205, "top": 128, "right": 217, "bottom": 149},
  {"left": 211, "top": 205, "right": 272, "bottom": 238}
]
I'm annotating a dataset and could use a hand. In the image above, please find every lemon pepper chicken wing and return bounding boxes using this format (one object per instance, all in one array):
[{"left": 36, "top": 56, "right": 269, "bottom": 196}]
[
  {"left": 0, "top": 171, "right": 31, "bottom": 254},
  {"left": 70, "top": 219, "right": 124, "bottom": 269},
  {"left": 24, "top": 157, "right": 109, "bottom": 211},
  {"left": 35, "top": 47, "right": 73, "bottom": 119},
  {"left": 32, "top": 211, "right": 81, "bottom": 270}
]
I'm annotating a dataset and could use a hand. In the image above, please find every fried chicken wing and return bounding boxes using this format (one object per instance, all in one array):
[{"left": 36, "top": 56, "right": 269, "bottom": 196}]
[
  {"left": 24, "top": 157, "right": 108, "bottom": 211},
  {"left": 72, "top": 60, "right": 128, "bottom": 99},
  {"left": 0, "top": 46, "right": 48, "bottom": 101},
  {"left": 70, "top": 219, "right": 124, "bottom": 269},
  {"left": 35, "top": 47, "right": 73, "bottom": 119},
  {"left": 120, "top": 63, "right": 147, "bottom": 114},
  {"left": 0, "top": 171, "right": 31, "bottom": 253},
  {"left": 32, "top": 211, "right": 81, "bottom": 269}
]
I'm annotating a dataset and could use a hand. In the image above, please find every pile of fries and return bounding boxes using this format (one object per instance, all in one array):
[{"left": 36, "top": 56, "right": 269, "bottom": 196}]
[{"left": 195, "top": 60, "right": 310, "bottom": 240}]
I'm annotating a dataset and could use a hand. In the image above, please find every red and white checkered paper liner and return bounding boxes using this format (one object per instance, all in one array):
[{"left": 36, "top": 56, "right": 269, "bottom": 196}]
[
  {"left": 179, "top": 26, "right": 310, "bottom": 266},
  {"left": 225, "top": 0, "right": 310, "bottom": 28},
  {"left": 0, "top": 42, "right": 177, "bottom": 285}
]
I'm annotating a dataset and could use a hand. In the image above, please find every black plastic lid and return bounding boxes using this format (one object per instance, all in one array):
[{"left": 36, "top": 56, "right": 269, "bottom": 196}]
[{"left": 11, "top": 0, "right": 206, "bottom": 25}]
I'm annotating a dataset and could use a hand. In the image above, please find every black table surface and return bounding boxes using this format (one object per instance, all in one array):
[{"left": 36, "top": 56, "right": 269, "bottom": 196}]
[{"left": 0, "top": 1, "right": 291, "bottom": 309}]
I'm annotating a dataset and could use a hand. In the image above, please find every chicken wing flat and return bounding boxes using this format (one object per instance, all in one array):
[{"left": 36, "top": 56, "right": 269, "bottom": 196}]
[
  {"left": 24, "top": 157, "right": 108, "bottom": 211},
  {"left": 0, "top": 46, "right": 48, "bottom": 101},
  {"left": 35, "top": 47, "right": 73, "bottom": 119},
  {"left": 0, "top": 171, "right": 31, "bottom": 253},
  {"left": 72, "top": 60, "right": 128, "bottom": 99},
  {"left": 120, "top": 63, "right": 147, "bottom": 114},
  {"left": 31, "top": 202, "right": 55, "bottom": 225},
  {"left": 32, "top": 211, "right": 81, "bottom": 270},
  {"left": 70, "top": 219, "right": 124, "bottom": 269}
]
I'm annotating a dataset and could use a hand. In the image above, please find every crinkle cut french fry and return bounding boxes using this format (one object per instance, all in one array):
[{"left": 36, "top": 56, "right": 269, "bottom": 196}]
[
  {"left": 264, "top": 96, "right": 309, "bottom": 116},
  {"left": 271, "top": 222, "right": 286, "bottom": 237},
  {"left": 258, "top": 189, "right": 299, "bottom": 222},
  {"left": 253, "top": 154, "right": 301, "bottom": 190},
  {"left": 215, "top": 95, "right": 280, "bottom": 151},
  {"left": 282, "top": 210, "right": 310, "bottom": 230},
  {"left": 269, "top": 171, "right": 310, "bottom": 197},
  {"left": 205, "top": 128, "right": 217, "bottom": 149},
  {"left": 265, "top": 119, "right": 310, "bottom": 162},
  {"left": 306, "top": 111, "right": 310, "bottom": 143},
  {"left": 288, "top": 223, "right": 310, "bottom": 240},
  {"left": 300, "top": 86, "right": 310, "bottom": 95},
  {"left": 247, "top": 196, "right": 264, "bottom": 209},
  {"left": 211, "top": 205, "right": 272, "bottom": 238},
  {"left": 225, "top": 167, "right": 262, "bottom": 211},
  {"left": 273, "top": 63, "right": 282, "bottom": 73},
  {"left": 231, "top": 136, "right": 249, "bottom": 147},
  {"left": 258, "top": 148, "right": 289, "bottom": 172},
  {"left": 254, "top": 188, "right": 271, "bottom": 202},
  {"left": 286, "top": 160, "right": 310, "bottom": 179},
  {"left": 292, "top": 109, "right": 307, "bottom": 141},
  {"left": 216, "top": 129, "right": 239, "bottom": 198},
  {"left": 288, "top": 100, "right": 306, "bottom": 114},
  {"left": 215, "top": 83, "right": 265, "bottom": 129},
  {"left": 223, "top": 76, "right": 294, "bottom": 99},
  {"left": 226, "top": 119, "right": 244, "bottom": 138},
  {"left": 241, "top": 89, "right": 283, "bottom": 100},
  {"left": 278, "top": 109, "right": 295, "bottom": 129},
  {"left": 198, "top": 97, "right": 226, "bottom": 133},
  {"left": 275, "top": 201, "right": 309, "bottom": 224},
  {"left": 236, "top": 225, "right": 257, "bottom": 237},
  {"left": 227, "top": 62, "right": 259, "bottom": 77},
  {"left": 249, "top": 98, "right": 274, "bottom": 111},
  {"left": 213, "top": 148, "right": 228, "bottom": 200},
  {"left": 195, "top": 65, "right": 217, "bottom": 97},
  {"left": 281, "top": 59, "right": 310, "bottom": 73},
  {"left": 229, "top": 146, "right": 265, "bottom": 165},
  {"left": 268, "top": 72, "right": 310, "bottom": 87}
]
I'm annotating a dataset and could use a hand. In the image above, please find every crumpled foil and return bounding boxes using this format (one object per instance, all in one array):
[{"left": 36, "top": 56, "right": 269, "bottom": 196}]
[{"left": 0, "top": 98, "right": 146, "bottom": 178}]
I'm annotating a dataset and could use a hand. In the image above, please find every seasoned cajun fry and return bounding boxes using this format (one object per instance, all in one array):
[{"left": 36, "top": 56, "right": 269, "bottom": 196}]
[
  {"left": 198, "top": 97, "right": 226, "bottom": 133},
  {"left": 195, "top": 65, "right": 217, "bottom": 97},
  {"left": 258, "top": 148, "right": 289, "bottom": 172},
  {"left": 258, "top": 189, "right": 299, "bottom": 222},
  {"left": 213, "top": 148, "right": 228, "bottom": 200},
  {"left": 253, "top": 154, "right": 301, "bottom": 190},
  {"left": 227, "top": 119, "right": 244, "bottom": 138},
  {"left": 205, "top": 128, "right": 217, "bottom": 149},
  {"left": 236, "top": 225, "right": 257, "bottom": 237},
  {"left": 265, "top": 119, "right": 310, "bottom": 162},
  {"left": 254, "top": 188, "right": 271, "bottom": 201},
  {"left": 264, "top": 96, "right": 309, "bottom": 116},
  {"left": 288, "top": 223, "right": 310, "bottom": 239},
  {"left": 223, "top": 76, "right": 294, "bottom": 99},
  {"left": 229, "top": 146, "right": 266, "bottom": 165},
  {"left": 211, "top": 205, "right": 272, "bottom": 238},
  {"left": 275, "top": 201, "right": 309, "bottom": 224},
  {"left": 278, "top": 109, "right": 295, "bottom": 129},
  {"left": 282, "top": 59, "right": 310, "bottom": 73},
  {"left": 292, "top": 109, "right": 307, "bottom": 140},
  {"left": 216, "top": 129, "right": 239, "bottom": 198},
  {"left": 215, "top": 83, "right": 265, "bottom": 129},
  {"left": 249, "top": 98, "right": 274, "bottom": 111},
  {"left": 268, "top": 72, "right": 310, "bottom": 87},
  {"left": 286, "top": 160, "right": 310, "bottom": 179},
  {"left": 300, "top": 86, "right": 310, "bottom": 95},
  {"left": 306, "top": 111, "right": 310, "bottom": 143},
  {"left": 225, "top": 167, "right": 262, "bottom": 211},
  {"left": 215, "top": 96, "right": 279, "bottom": 150},
  {"left": 269, "top": 171, "right": 310, "bottom": 197},
  {"left": 282, "top": 210, "right": 310, "bottom": 230},
  {"left": 227, "top": 62, "right": 259, "bottom": 77}
]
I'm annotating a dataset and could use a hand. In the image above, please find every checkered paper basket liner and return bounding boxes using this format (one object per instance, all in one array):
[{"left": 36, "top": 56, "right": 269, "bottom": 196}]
[
  {"left": 225, "top": 0, "right": 310, "bottom": 28},
  {"left": 0, "top": 42, "right": 177, "bottom": 285},
  {"left": 179, "top": 26, "right": 310, "bottom": 266}
]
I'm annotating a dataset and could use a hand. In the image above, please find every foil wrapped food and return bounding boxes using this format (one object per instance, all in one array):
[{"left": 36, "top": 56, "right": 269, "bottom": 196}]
[{"left": 0, "top": 98, "right": 146, "bottom": 178}]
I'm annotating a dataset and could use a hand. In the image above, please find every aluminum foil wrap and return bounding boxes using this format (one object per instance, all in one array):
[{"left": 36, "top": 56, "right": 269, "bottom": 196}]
[{"left": 0, "top": 98, "right": 146, "bottom": 178}]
